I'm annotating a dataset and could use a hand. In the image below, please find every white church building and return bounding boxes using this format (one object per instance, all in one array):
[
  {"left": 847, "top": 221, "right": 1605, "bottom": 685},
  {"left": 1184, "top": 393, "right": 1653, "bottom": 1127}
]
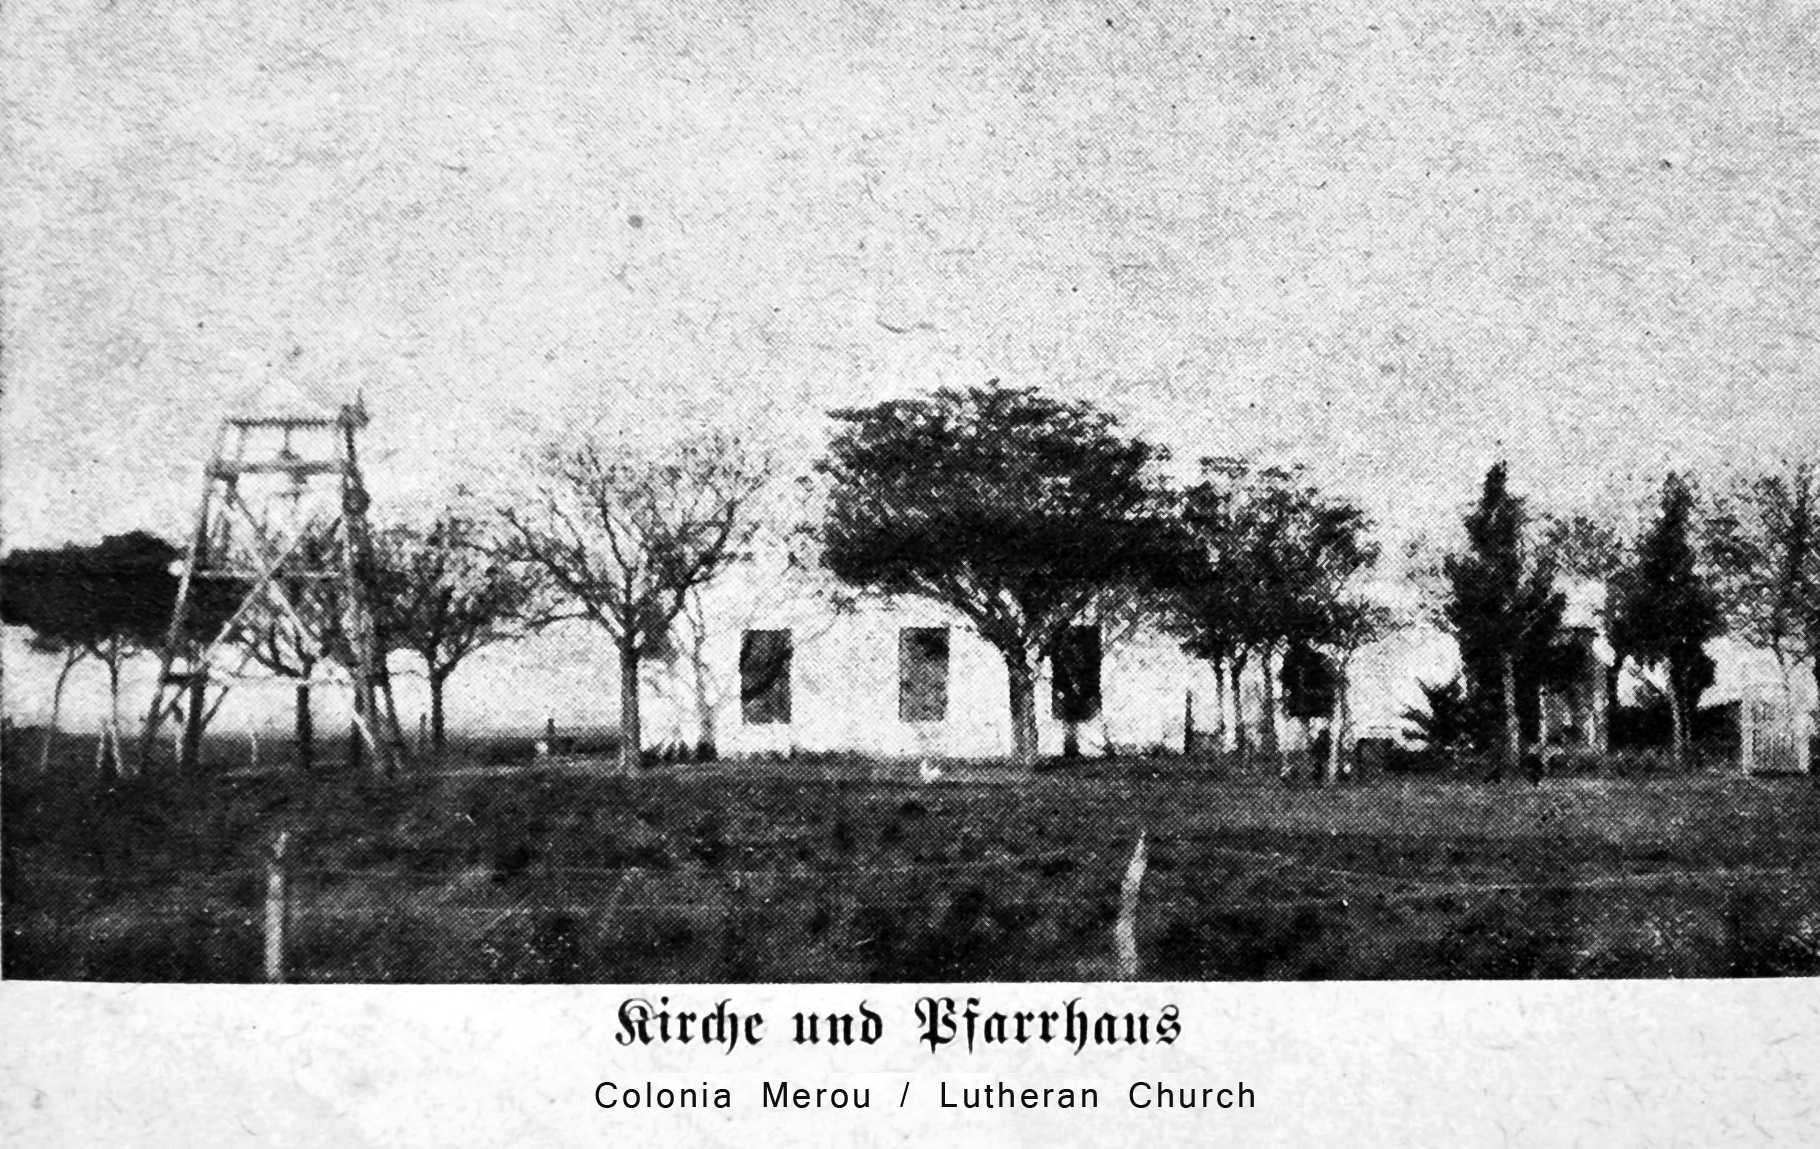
[
  {"left": 627, "top": 543, "right": 1814, "bottom": 768},
  {"left": 631, "top": 539, "right": 1460, "bottom": 761}
]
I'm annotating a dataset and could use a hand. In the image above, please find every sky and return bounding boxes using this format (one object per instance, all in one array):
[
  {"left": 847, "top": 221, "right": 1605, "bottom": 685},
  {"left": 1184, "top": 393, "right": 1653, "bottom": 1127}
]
[{"left": 2, "top": 0, "right": 1816, "bottom": 725}]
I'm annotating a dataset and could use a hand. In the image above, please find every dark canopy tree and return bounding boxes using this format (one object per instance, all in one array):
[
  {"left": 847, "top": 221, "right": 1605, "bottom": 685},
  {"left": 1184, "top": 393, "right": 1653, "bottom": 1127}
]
[
  {"left": 816, "top": 381, "right": 1174, "bottom": 766},
  {"left": 1442, "top": 462, "right": 1567, "bottom": 777},
  {"left": 1608, "top": 473, "right": 1724, "bottom": 768},
  {"left": 1, "top": 532, "right": 182, "bottom": 772}
]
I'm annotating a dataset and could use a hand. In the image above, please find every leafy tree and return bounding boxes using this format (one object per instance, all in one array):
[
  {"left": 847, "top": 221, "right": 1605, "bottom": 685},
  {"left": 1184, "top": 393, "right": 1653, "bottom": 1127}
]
[
  {"left": 1165, "top": 459, "right": 1253, "bottom": 755},
  {"left": 1540, "top": 512, "right": 1625, "bottom": 583},
  {"left": 1608, "top": 473, "right": 1725, "bottom": 768},
  {"left": 1279, "top": 640, "right": 1337, "bottom": 739},
  {"left": 1312, "top": 596, "right": 1398, "bottom": 782},
  {"left": 372, "top": 509, "right": 544, "bottom": 758},
  {"left": 1707, "top": 461, "right": 1820, "bottom": 707},
  {"left": 501, "top": 431, "right": 770, "bottom": 774},
  {"left": 1535, "top": 508, "right": 1630, "bottom": 750},
  {"left": 1168, "top": 461, "right": 1376, "bottom": 770},
  {"left": 1, "top": 532, "right": 181, "bottom": 773},
  {"left": 815, "top": 381, "right": 1173, "bottom": 766},
  {"left": 1047, "top": 624, "right": 1103, "bottom": 759},
  {"left": 1442, "top": 462, "right": 1567, "bottom": 777}
]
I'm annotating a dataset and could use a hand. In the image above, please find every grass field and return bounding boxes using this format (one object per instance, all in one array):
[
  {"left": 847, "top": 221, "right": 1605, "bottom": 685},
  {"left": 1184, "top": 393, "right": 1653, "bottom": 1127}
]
[{"left": 6, "top": 746, "right": 1820, "bottom": 982}]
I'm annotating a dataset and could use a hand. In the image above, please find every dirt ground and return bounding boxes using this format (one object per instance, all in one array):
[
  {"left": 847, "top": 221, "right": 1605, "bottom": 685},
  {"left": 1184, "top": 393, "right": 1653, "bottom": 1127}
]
[{"left": 6, "top": 749, "right": 1819, "bottom": 982}]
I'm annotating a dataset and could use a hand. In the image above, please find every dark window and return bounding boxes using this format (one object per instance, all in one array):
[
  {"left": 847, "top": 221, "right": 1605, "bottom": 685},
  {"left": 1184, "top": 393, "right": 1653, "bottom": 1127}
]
[
  {"left": 899, "top": 627, "right": 950, "bottom": 722},
  {"left": 740, "top": 629, "right": 792, "bottom": 724},
  {"left": 1050, "top": 625, "right": 1102, "bottom": 722}
]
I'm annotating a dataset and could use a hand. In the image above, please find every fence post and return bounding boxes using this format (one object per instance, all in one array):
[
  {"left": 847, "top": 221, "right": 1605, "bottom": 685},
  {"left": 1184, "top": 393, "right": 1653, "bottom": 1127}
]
[
  {"left": 264, "top": 831, "right": 290, "bottom": 983},
  {"left": 1115, "top": 832, "right": 1148, "bottom": 980}
]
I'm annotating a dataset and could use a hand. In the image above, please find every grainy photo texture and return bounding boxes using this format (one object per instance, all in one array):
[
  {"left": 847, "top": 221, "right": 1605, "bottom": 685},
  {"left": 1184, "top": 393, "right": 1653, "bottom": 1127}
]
[{"left": 3, "top": 1, "right": 1817, "bottom": 984}]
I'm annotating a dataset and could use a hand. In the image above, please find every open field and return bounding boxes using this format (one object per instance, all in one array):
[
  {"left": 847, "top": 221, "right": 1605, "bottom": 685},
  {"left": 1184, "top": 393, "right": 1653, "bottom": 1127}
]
[{"left": 6, "top": 748, "right": 1820, "bottom": 982}]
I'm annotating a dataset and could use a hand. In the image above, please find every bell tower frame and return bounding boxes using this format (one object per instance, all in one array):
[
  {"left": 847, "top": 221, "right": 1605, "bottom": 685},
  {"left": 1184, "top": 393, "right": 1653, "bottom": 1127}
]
[{"left": 138, "top": 388, "right": 401, "bottom": 777}]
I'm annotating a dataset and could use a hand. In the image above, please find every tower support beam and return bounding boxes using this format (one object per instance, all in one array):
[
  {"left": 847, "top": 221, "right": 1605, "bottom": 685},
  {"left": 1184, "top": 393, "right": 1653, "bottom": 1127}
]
[{"left": 138, "top": 390, "right": 401, "bottom": 777}]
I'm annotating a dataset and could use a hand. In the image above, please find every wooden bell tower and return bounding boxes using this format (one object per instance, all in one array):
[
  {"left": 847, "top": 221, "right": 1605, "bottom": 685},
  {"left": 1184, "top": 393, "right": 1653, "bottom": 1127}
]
[{"left": 138, "top": 379, "right": 401, "bottom": 776}]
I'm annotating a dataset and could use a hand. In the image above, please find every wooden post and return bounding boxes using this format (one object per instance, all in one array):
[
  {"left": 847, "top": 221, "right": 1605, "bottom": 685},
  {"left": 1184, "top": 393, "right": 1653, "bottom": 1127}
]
[
  {"left": 1114, "top": 832, "right": 1147, "bottom": 980},
  {"left": 1183, "top": 690, "right": 1195, "bottom": 756},
  {"left": 264, "top": 831, "right": 290, "bottom": 983}
]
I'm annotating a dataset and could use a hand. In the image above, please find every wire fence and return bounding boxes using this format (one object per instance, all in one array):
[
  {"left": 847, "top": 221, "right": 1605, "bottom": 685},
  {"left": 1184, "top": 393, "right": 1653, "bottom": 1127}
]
[{"left": 12, "top": 831, "right": 1817, "bottom": 982}]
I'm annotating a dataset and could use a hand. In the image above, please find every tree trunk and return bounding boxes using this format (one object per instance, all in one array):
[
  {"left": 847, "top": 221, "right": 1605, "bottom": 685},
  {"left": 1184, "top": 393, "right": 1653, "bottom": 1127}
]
[
  {"left": 1006, "top": 654, "right": 1040, "bottom": 767},
  {"left": 105, "top": 653, "right": 124, "bottom": 778},
  {"left": 1231, "top": 653, "right": 1250, "bottom": 759},
  {"left": 429, "top": 670, "right": 448, "bottom": 758},
  {"left": 1605, "top": 658, "right": 1624, "bottom": 750},
  {"left": 617, "top": 637, "right": 643, "bottom": 775},
  {"left": 1212, "top": 660, "right": 1229, "bottom": 754},
  {"left": 1810, "top": 653, "right": 1819, "bottom": 714},
  {"left": 295, "top": 682, "right": 314, "bottom": 773},
  {"left": 1537, "top": 684, "right": 1552, "bottom": 779},
  {"left": 1062, "top": 720, "right": 1081, "bottom": 759},
  {"left": 1328, "top": 667, "right": 1347, "bottom": 784},
  {"left": 1500, "top": 653, "right": 1520, "bottom": 779},
  {"left": 1183, "top": 689, "right": 1195, "bottom": 756},
  {"left": 180, "top": 671, "right": 208, "bottom": 776},
  {"left": 39, "top": 649, "right": 81, "bottom": 771},
  {"left": 1667, "top": 664, "right": 1688, "bottom": 772},
  {"left": 1259, "top": 648, "right": 1282, "bottom": 772},
  {"left": 1810, "top": 656, "right": 1819, "bottom": 767},
  {"left": 688, "top": 624, "right": 717, "bottom": 760},
  {"left": 377, "top": 658, "right": 408, "bottom": 763},
  {"left": 347, "top": 713, "right": 364, "bottom": 773}
]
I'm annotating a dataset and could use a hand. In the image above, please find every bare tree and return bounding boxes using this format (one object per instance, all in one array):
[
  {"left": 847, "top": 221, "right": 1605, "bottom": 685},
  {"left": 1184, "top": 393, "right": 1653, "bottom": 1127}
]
[
  {"left": 500, "top": 432, "right": 770, "bottom": 774},
  {"left": 236, "top": 523, "right": 346, "bottom": 773},
  {"left": 1317, "top": 595, "right": 1399, "bottom": 783},
  {"left": 1707, "top": 461, "right": 1820, "bottom": 706},
  {"left": 372, "top": 508, "right": 546, "bottom": 759},
  {"left": 641, "top": 502, "right": 857, "bottom": 760}
]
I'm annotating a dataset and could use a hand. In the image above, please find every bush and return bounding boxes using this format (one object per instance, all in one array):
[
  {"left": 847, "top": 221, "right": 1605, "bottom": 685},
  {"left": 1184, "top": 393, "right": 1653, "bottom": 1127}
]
[
  {"left": 1401, "top": 678, "right": 1496, "bottom": 756},
  {"left": 1611, "top": 697, "right": 1739, "bottom": 750}
]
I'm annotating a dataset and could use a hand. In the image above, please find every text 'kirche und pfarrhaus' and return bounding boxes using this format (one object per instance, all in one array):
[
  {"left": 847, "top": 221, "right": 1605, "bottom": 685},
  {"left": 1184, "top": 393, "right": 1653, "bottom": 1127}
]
[{"left": 614, "top": 995, "right": 1183, "bottom": 1053}]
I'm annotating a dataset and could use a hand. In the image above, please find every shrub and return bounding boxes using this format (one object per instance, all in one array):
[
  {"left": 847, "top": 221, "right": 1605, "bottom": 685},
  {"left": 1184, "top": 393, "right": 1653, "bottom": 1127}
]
[{"left": 1401, "top": 678, "right": 1494, "bottom": 758}]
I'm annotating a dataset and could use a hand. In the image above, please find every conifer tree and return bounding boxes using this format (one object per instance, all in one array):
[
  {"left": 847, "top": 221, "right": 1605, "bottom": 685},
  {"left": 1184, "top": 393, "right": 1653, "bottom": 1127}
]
[
  {"left": 1442, "top": 463, "right": 1566, "bottom": 777},
  {"left": 1609, "top": 473, "right": 1724, "bottom": 768}
]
